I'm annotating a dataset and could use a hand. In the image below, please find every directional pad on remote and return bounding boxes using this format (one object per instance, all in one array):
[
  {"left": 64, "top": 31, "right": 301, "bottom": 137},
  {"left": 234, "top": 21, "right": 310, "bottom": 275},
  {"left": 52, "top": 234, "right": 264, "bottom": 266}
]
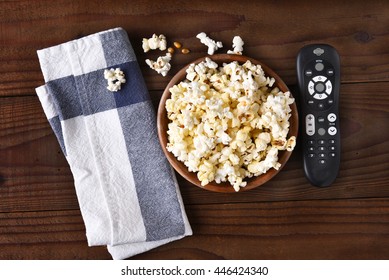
[{"left": 307, "top": 75, "right": 333, "bottom": 100}]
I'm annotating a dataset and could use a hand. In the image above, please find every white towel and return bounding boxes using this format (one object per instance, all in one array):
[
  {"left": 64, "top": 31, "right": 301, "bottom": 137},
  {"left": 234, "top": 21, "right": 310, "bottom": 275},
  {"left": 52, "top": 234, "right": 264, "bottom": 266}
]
[{"left": 35, "top": 27, "right": 192, "bottom": 259}]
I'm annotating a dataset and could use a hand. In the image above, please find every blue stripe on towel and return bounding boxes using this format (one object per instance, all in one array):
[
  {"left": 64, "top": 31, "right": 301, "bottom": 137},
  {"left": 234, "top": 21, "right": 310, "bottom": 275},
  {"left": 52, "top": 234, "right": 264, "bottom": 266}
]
[
  {"left": 48, "top": 115, "right": 67, "bottom": 156},
  {"left": 47, "top": 76, "right": 83, "bottom": 121},
  {"left": 117, "top": 100, "right": 186, "bottom": 241},
  {"left": 75, "top": 69, "right": 117, "bottom": 116},
  {"left": 76, "top": 61, "right": 149, "bottom": 116},
  {"left": 100, "top": 28, "right": 137, "bottom": 66},
  {"left": 113, "top": 61, "right": 150, "bottom": 108},
  {"left": 49, "top": 62, "right": 149, "bottom": 120}
]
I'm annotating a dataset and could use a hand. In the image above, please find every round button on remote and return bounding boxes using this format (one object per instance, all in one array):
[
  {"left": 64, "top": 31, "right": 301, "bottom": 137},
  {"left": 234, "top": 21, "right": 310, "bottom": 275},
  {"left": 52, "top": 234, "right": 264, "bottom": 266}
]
[
  {"left": 328, "top": 127, "right": 337, "bottom": 135},
  {"left": 315, "top": 82, "right": 325, "bottom": 93},
  {"left": 328, "top": 113, "right": 337, "bottom": 122},
  {"left": 315, "top": 62, "right": 324, "bottom": 71}
]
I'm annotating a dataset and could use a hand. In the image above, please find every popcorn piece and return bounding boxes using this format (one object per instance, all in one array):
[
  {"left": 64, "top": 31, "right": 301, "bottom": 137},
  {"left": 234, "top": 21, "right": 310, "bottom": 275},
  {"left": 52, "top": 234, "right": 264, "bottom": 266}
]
[
  {"left": 286, "top": 136, "right": 296, "bottom": 151},
  {"left": 142, "top": 34, "right": 167, "bottom": 52},
  {"left": 165, "top": 57, "right": 296, "bottom": 191},
  {"left": 196, "top": 32, "right": 223, "bottom": 55},
  {"left": 227, "top": 36, "right": 244, "bottom": 55},
  {"left": 145, "top": 53, "right": 172, "bottom": 76},
  {"left": 104, "top": 68, "right": 126, "bottom": 92}
]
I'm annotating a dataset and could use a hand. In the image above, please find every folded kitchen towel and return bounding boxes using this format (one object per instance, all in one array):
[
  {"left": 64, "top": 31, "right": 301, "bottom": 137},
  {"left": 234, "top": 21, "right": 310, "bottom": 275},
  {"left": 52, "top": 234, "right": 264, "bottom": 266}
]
[{"left": 35, "top": 27, "right": 192, "bottom": 259}]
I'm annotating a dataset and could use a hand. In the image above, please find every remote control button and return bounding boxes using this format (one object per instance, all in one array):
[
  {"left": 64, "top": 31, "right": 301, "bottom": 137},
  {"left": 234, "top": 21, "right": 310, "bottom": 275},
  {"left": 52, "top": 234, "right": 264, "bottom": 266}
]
[
  {"left": 328, "top": 99, "right": 334, "bottom": 105},
  {"left": 327, "top": 69, "right": 334, "bottom": 76},
  {"left": 313, "top": 48, "right": 325, "bottom": 56},
  {"left": 318, "top": 103, "right": 325, "bottom": 109},
  {"left": 325, "top": 80, "right": 332, "bottom": 94},
  {"left": 329, "top": 139, "right": 336, "bottom": 144},
  {"left": 318, "top": 128, "right": 326, "bottom": 136},
  {"left": 315, "top": 82, "right": 325, "bottom": 93},
  {"left": 328, "top": 127, "right": 337, "bottom": 135},
  {"left": 306, "top": 114, "right": 315, "bottom": 136},
  {"left": 319, "top": 159, "right": 326, "bottom": 165},
  {"left": 330, "top": 153, "right": 336, "bottom": 157},
  {"left": 308, "top": 81, "right": 315, "bottom": 95},
  {"left": 319, "top": 146, "right": 326, "bottom": 151},
  {"left": 305, "top": 69, "right": 313, "bottom": 76},
  {"left": 312, "top": 75, "right": 327, "bottom": 82},
  {"left": 313, "top": 93, "right": 327, "bottom": 100},
  {"left": 328, "top": 113, "right": 337, "bottom": 122},
  {"left": 329, "top": 146, "right": 336, "bottom": 151},
  {"left": 308, "top": 146, "right": 315, "bottom": 152},
  {"left": 315, "top": 62, "right": 324, "bottom": 71},
  {"left": 318, "top": 116, "right": 325, "bottom": 123},
  {"left": 319, "top": 153, "right": 326, "bottom": 158},
  {"left": 318, "top": 139, "right": 325, "bottom": 145},
  {"left": 308, "top": 153, "right": 315, "bottom": 158}
]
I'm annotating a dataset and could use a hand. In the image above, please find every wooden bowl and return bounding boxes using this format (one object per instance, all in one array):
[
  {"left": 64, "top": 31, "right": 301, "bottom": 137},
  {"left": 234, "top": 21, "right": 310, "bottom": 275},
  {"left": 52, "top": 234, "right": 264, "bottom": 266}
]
[{"left": 157, "top": 54, "right": 298, "bottom": 192}]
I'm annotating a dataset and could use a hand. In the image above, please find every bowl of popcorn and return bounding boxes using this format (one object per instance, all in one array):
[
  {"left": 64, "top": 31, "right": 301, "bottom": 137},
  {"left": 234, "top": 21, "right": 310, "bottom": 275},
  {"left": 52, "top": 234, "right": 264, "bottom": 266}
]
[{"left": 157, "top": 54, "right": 298, "bottom": 192}]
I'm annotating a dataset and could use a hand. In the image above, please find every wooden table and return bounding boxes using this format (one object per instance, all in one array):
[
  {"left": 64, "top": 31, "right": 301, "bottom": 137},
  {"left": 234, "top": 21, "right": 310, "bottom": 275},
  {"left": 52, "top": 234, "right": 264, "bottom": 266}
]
[{"left": 1, "top": 0, "right": 388, "bottom": 260}]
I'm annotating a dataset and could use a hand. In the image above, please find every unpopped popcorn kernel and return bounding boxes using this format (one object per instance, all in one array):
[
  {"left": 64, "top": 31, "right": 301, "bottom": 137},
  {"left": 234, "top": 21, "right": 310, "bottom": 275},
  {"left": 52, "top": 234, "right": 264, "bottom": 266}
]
[{"left": 173, "top": 41, "right": 182, "bottom": 49}]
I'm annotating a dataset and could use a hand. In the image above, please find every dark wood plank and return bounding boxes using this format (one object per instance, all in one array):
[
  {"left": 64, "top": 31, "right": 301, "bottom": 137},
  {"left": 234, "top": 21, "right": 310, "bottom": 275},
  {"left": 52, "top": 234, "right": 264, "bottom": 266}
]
[
  {"left": 1, "top": 0, "right": 389, "bottom": 97},
  {"left": 1, "top": 198, "right": 388, "bottom": 259},
  {"left": 0, "top": 210, "right": 110, "bottom": 259},
  {"left": 135, "top": 198, "right": 389, "bottom": 260}
]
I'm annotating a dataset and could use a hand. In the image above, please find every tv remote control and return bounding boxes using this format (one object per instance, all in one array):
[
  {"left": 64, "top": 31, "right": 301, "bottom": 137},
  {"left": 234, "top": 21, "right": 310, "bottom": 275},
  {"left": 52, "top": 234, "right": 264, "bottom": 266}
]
[{"left": 296, "top": 44, "right": 341, "bottom": 187}]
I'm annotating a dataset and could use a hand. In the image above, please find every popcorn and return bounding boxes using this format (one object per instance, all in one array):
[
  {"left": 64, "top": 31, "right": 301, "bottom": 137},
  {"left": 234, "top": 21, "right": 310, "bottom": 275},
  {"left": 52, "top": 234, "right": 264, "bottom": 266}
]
[
  {"left": 142, "top": 34, "right": 167, "bottom": 52},
  {"left": 286, "top": 136, "right": 296, "bottom": 151},
  {"left": 145, "top": 53, "right": 172, "bottom": 76},
  {"left": 104, "top": 68, "right": 126, "bottom": 92},
  {"left": 165, "top": 58, "right": 296, "bottom": 191},
  {"left": 196, "top": 32, "right": 223, "bottom": 55},
  {"left": 227, "top": 36, "right": 244, "bottom": 55}
]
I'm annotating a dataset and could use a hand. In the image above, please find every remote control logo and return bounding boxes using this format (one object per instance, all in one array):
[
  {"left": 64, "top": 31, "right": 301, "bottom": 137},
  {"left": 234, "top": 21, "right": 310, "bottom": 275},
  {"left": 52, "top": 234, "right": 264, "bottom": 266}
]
[{"left": 313, "top": 48, "right": 324, "bottom": 56}]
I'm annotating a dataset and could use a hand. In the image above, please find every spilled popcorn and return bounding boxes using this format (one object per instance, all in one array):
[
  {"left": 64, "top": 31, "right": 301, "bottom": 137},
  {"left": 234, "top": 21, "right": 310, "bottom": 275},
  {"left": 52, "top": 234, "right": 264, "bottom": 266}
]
[
  {"left": 227, "top": 36, "right": 244, "bottom": 55},
  {"left": 142, "top": 33, "right": 192, "bottom": 76},
  {"left": 104, "top": 68, "right": 126, "bottom": 92},
  {"left": 145, "top": 52, "right": 172, "bottom": 77},
  {"left": 142, "top": 34, "right": 167, "bottom": 52},
  {"left": 196, "top": 32, "right": 223, "bottom": 55},
  {"left": 165, "top": 58, "right": 296, "bottom": 191}
]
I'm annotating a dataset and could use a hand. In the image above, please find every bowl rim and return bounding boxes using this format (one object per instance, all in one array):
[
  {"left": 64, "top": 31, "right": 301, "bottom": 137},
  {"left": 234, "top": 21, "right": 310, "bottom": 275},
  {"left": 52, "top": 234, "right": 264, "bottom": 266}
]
[{"left": 157, "top": 54, "right": 299, "bottom": 193}]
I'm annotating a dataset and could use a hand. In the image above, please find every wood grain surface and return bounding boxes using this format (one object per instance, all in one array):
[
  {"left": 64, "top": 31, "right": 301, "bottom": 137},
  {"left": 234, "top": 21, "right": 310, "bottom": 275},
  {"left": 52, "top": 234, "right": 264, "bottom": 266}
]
[{"left": 0, "top": 0, "right": 388, "bottom": 259}]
